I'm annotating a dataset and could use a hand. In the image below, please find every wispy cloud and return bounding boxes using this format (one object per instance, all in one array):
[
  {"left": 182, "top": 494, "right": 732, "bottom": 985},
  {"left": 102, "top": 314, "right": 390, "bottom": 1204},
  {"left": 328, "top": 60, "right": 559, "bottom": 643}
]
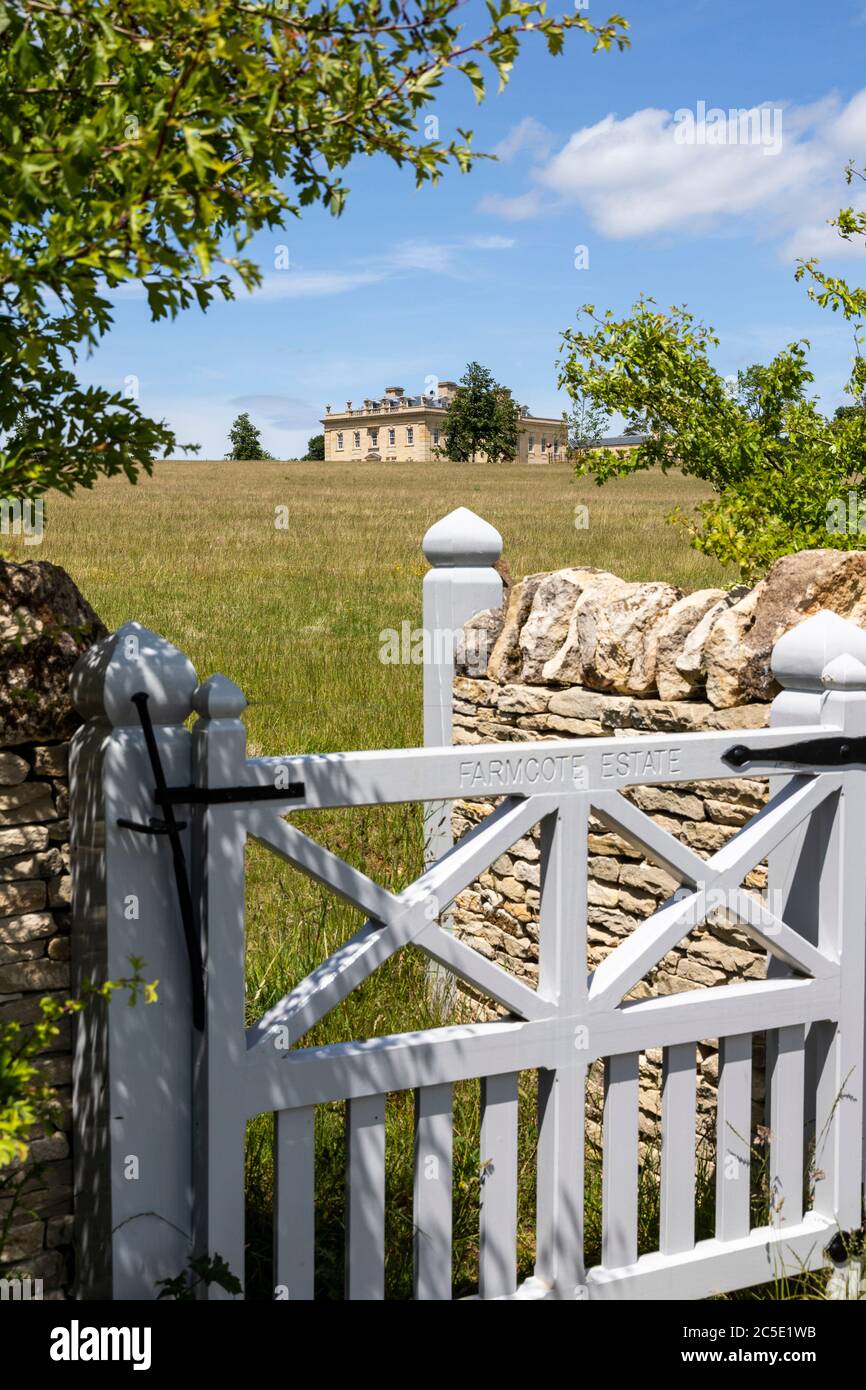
[
  {"left": 479, "top": 89, "right": 866, "bottom": 261},
  {"left": 492, "top": 116, "right": 554, "bottom": 163},
  {"left": 251, "top": 233, "right": 516, "bottom": 301},
  {"left": 229, "top": 393, "right": 315, "bottom": 430}
]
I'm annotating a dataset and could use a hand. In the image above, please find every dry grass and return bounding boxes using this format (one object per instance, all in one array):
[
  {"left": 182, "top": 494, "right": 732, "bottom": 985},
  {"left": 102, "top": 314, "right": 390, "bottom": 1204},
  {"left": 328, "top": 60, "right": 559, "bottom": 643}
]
[{"left": 16, "top": 458, "right": 729, "bottom": 759}]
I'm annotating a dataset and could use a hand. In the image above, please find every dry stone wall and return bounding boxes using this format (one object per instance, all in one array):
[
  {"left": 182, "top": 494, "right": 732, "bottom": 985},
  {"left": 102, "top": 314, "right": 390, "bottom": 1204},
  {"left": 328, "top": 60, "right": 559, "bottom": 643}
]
[
  {"left": 0, "top": 559, "right": 106, "bottom": 1297},
  {"left": 451, "top": 548, "right": 866, "bottom": 1144}
]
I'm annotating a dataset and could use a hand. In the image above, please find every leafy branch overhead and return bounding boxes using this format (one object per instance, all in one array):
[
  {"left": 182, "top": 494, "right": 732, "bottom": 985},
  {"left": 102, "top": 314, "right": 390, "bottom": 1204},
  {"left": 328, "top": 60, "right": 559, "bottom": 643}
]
[{"left": 0, "top": 0, "right": 629, "bottom": 497}]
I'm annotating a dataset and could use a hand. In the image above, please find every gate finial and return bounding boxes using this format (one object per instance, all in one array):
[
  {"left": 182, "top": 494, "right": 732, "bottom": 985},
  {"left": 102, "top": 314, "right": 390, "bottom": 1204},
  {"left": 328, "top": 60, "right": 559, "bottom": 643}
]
[
  {"left": 422, "top": 506, "right": 503, "bottom": 568},
  {"left": 71, "top": 620, "right": 198, "bottom": 726}
]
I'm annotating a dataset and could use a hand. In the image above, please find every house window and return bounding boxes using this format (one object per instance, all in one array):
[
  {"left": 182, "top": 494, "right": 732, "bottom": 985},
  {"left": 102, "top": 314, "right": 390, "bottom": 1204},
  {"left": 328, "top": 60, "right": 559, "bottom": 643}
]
[
  {"left": 433, "top": 428, "right": 440, "bottom": 446},
  {"left": 353, "top": 431, "right": 361, "bottom": 448},
  {"left": 369, "top": 429, "right": 378, "bottom": 445},
  {"left": 528, "top": 435, "right": 535, "bottom": 450},
  {"left": 388, "top": 428, "right": 395, "bottom": 446},
  {"left": 336, "top": 432, "right": 344, "bottom": 450},
  {"left": 541, "top": 436, "right": 547, "bottom": 451},
  {"left": 406, "top": 426, "right": 414, "bottom": 445}
]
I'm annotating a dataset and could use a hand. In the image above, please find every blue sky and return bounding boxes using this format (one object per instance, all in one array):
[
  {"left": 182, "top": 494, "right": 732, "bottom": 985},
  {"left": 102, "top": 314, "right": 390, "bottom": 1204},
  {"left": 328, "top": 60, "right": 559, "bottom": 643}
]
[{"left": 88, "top": 0, "right": 866, "bottom": 458}]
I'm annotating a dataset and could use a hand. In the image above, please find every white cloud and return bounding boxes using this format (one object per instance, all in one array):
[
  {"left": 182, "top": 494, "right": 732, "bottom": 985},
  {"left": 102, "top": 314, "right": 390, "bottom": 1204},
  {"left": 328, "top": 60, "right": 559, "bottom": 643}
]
[
  {"left": 479, "top": 90, "right": 866, "bottom": 260},
  {"left": 252, "top": 268, "right": 387, "bottom": 300},
  {"left": 250, "top": 234, "right": 516, "bottom": 300},
  {"left": 477, "top": 191, "right": 543, "bottom": 222},
  {"left": 493, "top": 116, "right": 554, "bottom": 163}
]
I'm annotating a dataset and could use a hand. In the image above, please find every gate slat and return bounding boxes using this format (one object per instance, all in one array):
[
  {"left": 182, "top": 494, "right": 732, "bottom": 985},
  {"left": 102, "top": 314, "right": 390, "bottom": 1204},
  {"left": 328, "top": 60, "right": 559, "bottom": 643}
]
[
  {"left": 768, "top": 1023, "right": 805, "bottom": 1227},
  {"left": 660, "top": 1043, "right": 696, "bottom": 1255},
  {"left": 345, "top": 1093, "right": 386, "bottom": 1300},
  {"left": 413, "top": 1083, "right": 453, "bottom": 1300},
  {"left": 602, "top": 1051, "right": 639, "bottom": 1269},
  {"left": 479, "top": 1071, "right": 519, "bottom": 1299},
  {"left": 716, "top": 1032, "right": 752, "bottom": 1241},
  {"left": 274, "top": 1107, "right": 315, "bottom": 1300}
]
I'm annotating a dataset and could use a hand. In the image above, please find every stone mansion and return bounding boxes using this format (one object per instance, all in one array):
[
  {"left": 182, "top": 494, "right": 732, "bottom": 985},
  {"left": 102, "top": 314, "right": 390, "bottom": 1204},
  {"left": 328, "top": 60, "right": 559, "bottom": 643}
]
[{"left": 321, "top": 381, "right": 568, "bottom": 463}]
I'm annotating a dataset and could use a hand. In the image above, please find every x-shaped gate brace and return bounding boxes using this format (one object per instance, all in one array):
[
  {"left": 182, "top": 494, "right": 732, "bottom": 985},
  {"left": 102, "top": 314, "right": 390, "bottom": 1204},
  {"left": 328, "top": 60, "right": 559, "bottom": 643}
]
[
  {"left": 116, "top": 691, "right": 305, "bottom": 1030},
  {"left": 115, "top": 687, "right": 851, "bottom": 1033}
]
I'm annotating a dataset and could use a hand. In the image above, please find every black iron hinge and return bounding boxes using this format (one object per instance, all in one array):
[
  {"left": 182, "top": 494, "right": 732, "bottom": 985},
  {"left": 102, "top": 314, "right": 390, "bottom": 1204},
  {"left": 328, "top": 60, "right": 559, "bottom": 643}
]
[
  {"left": 116, "top": 691, "right": 304, "bottom": 1031},
  {"left": 723, "top": 734, "right": 866, "bottom": 771}
]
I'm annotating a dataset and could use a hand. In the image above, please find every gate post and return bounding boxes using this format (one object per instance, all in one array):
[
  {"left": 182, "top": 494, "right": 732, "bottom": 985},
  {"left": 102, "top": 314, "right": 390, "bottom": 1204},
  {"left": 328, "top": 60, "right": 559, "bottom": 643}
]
[
  {"left": 768, "top": 610, "right": 866, "bottom": 1236},
  {"left": 421, "top": 507, "right": 503, "bottom": 873},
  {"left": 69, "top": 622, "right": 198, "bottom": 1299}
]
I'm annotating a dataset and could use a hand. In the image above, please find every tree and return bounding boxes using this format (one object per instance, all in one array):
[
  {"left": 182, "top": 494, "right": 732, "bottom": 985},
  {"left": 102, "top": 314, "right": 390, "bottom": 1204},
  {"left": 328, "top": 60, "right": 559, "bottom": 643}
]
[
  {"left": 567, "top": 391, "right": 609, "bottom": 460},
  {"left": 442, "top": 362, "right": 520, "bottom": 463},
  {"left": 304, "top": 434, "right": 325, "bottom": 461},
  {"left": 225, "top": 413, "right": 273, "bottom": 461},
  {"left": 796, "top": 160, "right": 866, "bottom": 321},
  {"left": 558, "top": 298, "right": 866, "bottom": 581},
  {"left": 0, "top": 1, "right": 628, "bottom": 499}
]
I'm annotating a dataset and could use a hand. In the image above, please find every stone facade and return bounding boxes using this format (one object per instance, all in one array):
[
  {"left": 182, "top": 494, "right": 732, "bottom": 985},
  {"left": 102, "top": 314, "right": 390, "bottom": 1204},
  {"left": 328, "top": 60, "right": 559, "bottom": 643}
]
[
  {"left": 0, "top": 558, "right": 106, "bottom": 1297},
  {"left": 450, "top": 547, "right": 866, "bottom": 1145},
  {"left": 322, "top": 381, "right": 567, "bottom": 463}
]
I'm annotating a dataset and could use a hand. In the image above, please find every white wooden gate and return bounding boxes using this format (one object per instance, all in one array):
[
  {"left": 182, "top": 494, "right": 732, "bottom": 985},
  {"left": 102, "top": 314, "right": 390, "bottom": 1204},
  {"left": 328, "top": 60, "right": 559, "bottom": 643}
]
[{"left": 70, "top": 599, "right": 866, "bottom": 1301}]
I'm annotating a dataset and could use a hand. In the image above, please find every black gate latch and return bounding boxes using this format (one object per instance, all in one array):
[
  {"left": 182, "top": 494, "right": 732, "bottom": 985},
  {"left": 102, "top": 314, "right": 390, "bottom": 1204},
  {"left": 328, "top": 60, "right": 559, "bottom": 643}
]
[
  {"left": 116, "top": 690, "right": 305, "bottom": 1030},
  {"left": 723, "top": 734, "right": 866, "bottom": 771}
]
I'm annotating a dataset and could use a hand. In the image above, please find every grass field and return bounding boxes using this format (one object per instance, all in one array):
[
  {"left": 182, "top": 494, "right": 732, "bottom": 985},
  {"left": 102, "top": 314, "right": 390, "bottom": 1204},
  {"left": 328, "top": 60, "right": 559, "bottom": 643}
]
[
  {"left": 12, "top": 459, "right": 798, "bottom": 1299},
  {"left": 16, "top": 458, "right": 730, "bottom": 759}
]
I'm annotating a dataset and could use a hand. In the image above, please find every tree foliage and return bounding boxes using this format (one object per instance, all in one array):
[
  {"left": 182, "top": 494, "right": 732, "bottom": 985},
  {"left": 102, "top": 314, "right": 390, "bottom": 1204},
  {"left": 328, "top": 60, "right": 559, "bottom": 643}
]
[
  {"left": 796, "top": 160, "right": 866, "bottom": 321},
  {"left": 442, "top": 361, "right": 520, "bottom": 463},
  {"left": 225, "top": 412, "right": 273, "bottom": 461},
  {"left": 304, "top": 433, "right": 325, "bottom": 461},
  {"left": 0, "top": 0, "right": 628, "bottom": 498},
  {"left": 559, "top": 298, "right": 866, "bottom": 581}
]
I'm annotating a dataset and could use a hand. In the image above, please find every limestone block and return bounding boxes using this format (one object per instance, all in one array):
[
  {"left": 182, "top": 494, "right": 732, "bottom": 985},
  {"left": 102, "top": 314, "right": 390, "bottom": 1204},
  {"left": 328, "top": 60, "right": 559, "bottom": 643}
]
[
  {"left": 587, "top": 879, "right": 619, "bottom": 908},
  {"left": 655, "top": 589, "right": 729, "bottom": 699},
  {"left": 0, "top": 782, "right": 56, "bottom": 827},
  {"left": 619, "top": 862, "right": 679, "bottom": 897},
  {"left": 0, "top": 751, "right": 29, "bottom": 786},
  {"left": 629, "top": 785, "right": 705, "bottom": 820},
  {"left": 519, "top": 569, "right": 607, "bottom": 683},
  {"left": 0, "top": 879, "right": 46, "bottom": 916},
  {"left": 0, "top": 558, "right": 107, "bottom": 743},
  {"left": 0, "top": 824, "right": 49, "bottom": 858},
  {"left": 456, "top": 607, "right": 505, "bottom": 677},
  {"left": 0, "top": 847, "right": 64, "bottom": 880},
  {"left": 33, "top": 743, "right": 70, "bottom": 778},
  {"left": 497, "top": 684, "right": 551, "bottom": 715},
  {"left": 704, "top": 550, "right": 866, "bottom": 708},
  {"left": 544, "top": 577, "right": 681, "bottom": 694},
  {"left": 488, "top": 573, "right": 547, "bottom": 683}
]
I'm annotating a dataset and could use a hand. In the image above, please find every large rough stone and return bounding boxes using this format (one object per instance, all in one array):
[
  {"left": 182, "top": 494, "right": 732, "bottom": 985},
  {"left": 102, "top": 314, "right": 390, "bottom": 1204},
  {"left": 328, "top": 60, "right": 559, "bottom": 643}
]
[
  {"left": 704, "top": 550, "right": 866, "bottom": 708},
  {"left": 455, "top": 607, "right": 504, "bottom": 677},
  {"left": 519, "top": 569, "right": 605, "bottom": 683},
  {"left": 544, "top": 578, "right": 682, "bottom": 694},
  {"left": 487, "top": 573, "right": 547, "bottom": 684},
  {"left": 655, "top": 589, "right": 727, "bottom": 700},
  {"left": 671, "top": 586, "right": 750, "bottom": 698},
  {"left": 0, "top": 560, "right": 107, "bottom": 744}
]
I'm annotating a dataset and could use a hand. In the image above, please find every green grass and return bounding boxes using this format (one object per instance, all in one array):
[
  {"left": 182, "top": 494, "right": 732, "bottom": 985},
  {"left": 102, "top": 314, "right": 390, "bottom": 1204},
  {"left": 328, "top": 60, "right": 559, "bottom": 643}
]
[{"left": 8, "top": 460, "right": 847, "bottom": 1300}]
